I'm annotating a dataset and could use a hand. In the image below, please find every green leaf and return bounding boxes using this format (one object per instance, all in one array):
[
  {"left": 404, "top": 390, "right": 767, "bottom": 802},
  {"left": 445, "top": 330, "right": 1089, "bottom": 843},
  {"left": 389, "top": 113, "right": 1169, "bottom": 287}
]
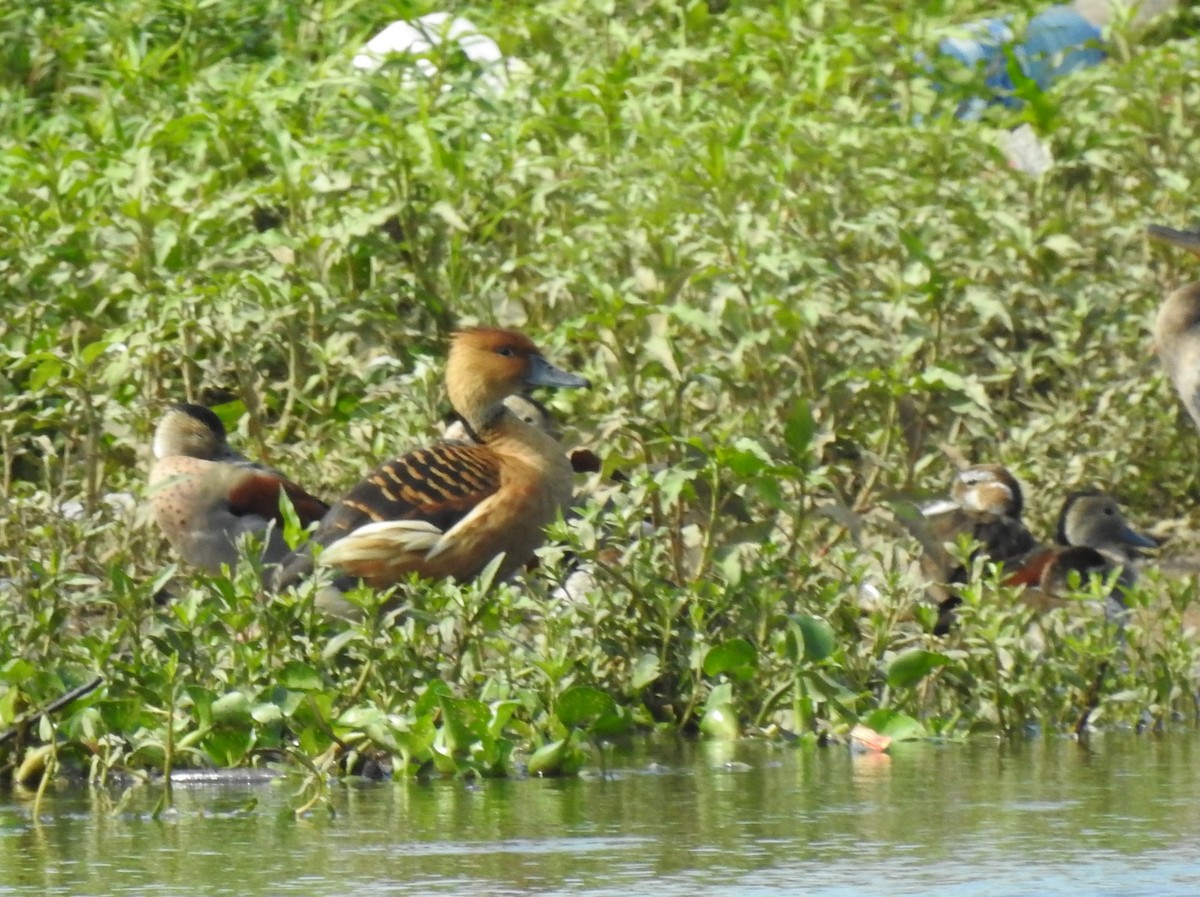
[
  {"left": 415, "top": 680, "right": 452, "bottom": 716},
  {"left": 487, "top": 700, "right": 521, "bottom": 738},
  {"left": 28, "top": 358, "right": 63, "bottom": 390},
  {"left": 702, "top": 638, "right": 758, "bottom": 680},
  {"left": 394, "top": 715, "right": 437, "bottom": 766},
  {"left": 699, "top": 703, "right": 739, "bottom": 740},
  {"left": 886, "top": 649, "right": 952, "bottom": 689},
  {"left": 783, "top": 399, "right": 815, "bottom": 463},
  {"left": 335, "top": 705, "right": 386, "bottom": 731},
  {"left": 0, "top": 659, "right": 38, "bottom": 686},
  {"left": 278, "top": 661, "right": 324, "bottom": 692},
  {"left": 431, "top": 200, "right": 468, "bottom": 231},
  {"left": 631, "top": 653, "right": 661, "bottom": 690},
  {"left": 439, "top": 696, "right": 491, "bottom": 751},
  {"left": 251, "top": 702, "right": 283, "bottom": 725},
  {"left": 528, "top": 735, "right": 584, "bottom": 777},
  {"left": 863, "top": 709, "right": 926, "bottom": 741},
  {"left": 184, "top": 686, "right": 217, "bottom": 728},
  {"left": 557, "top": 686, "right": 617, "bottom": 730},
  {"left": 203, "top": 726, "right": 255, "bottom": 766},
  {"left": 79, "top": 340, "right": 110, "bottom": 366},
  {"left": 211, "top": 690, "right": 253, "bottom": 725},
  {"left": 591, "top": 705, "right": 633, "bottom": 738},
  {"left": 789, "top": 614, "right": 837, "bottom": 662}
]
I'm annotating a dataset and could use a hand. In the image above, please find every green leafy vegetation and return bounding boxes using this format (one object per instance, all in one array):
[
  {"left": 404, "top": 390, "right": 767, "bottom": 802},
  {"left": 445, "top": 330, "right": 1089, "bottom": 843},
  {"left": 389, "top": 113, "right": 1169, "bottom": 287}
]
[{"left": 3, "top": 0, "right": 1200, "bottom": 803}]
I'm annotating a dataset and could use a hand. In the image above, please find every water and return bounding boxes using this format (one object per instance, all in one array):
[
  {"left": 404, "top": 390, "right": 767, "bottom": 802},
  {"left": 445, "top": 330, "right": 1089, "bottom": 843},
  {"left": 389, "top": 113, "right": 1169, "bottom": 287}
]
[{"left": 3, "top": 734, "right": 1200, "bottom": 895}]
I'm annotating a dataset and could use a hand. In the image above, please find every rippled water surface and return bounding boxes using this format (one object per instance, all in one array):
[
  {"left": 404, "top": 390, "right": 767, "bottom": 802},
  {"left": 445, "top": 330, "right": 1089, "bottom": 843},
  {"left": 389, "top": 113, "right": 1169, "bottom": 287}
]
[{"left": 3, "top": 734, "right": 1200, "bottom": 896}]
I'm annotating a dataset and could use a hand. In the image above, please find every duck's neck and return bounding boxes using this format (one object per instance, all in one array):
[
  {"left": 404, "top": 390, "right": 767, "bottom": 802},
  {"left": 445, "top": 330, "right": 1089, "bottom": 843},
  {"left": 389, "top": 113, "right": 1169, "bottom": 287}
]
[
  {"left": 481, "top": 408, "right": 574, "bottom": 511},
  {"left": 446, "top": 362, "right": 506, "bottom": 436},
  {"left": 458, "top": 400, "right": 509, "bottom": 443},
  {"left": 479, "top": 403, "right": 550, "bottom": 446}
]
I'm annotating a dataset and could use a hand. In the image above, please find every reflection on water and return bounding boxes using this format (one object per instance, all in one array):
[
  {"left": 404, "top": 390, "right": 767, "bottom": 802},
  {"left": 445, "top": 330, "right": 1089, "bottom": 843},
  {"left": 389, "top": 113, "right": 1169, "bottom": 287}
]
[{"left": 3, "top": 734, "right": 1200, "bottom": 895}]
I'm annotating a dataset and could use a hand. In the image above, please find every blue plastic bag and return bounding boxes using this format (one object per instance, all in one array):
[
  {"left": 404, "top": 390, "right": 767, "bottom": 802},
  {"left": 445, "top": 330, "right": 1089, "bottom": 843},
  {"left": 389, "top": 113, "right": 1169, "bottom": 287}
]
[{"left": 934, "top": 5, "right": 1105, "bottom": 118}]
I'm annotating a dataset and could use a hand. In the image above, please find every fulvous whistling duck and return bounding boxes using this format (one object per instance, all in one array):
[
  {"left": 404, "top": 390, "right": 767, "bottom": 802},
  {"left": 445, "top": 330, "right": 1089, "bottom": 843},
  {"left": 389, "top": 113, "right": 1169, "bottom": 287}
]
[
  {"left": 148, "top": 404, "right": 330, "bottom": 574},
  {"left": 273, "top": 327, "right": 590, "bottom": 592},
  {"left": 1147, "top": 224, "right": 1200, "bottom": 434}
]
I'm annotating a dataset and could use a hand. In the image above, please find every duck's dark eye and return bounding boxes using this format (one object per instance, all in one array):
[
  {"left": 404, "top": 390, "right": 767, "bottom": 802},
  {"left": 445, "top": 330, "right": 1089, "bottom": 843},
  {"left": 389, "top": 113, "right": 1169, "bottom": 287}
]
[{"left": 497, "top": 347, "right": 515, "bottom": 357}]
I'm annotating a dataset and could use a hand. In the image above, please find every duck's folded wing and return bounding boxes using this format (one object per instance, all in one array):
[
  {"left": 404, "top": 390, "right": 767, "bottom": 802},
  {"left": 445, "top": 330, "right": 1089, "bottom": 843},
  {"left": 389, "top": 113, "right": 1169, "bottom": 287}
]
[
  {"left": 1003, "top": 548, "right": 1055, "bottom": 588},
  {"left": 272, "top": 443, "right": 504, "bottom": 590},
  {"left": 314, "top": 443, "right": 503, "bottom": 547},
  {"left": 319, "top": 519, "right": 445, "bottom": 571},
  {"left": 224, "top": 468, "right": 330, "bottom": 527}
]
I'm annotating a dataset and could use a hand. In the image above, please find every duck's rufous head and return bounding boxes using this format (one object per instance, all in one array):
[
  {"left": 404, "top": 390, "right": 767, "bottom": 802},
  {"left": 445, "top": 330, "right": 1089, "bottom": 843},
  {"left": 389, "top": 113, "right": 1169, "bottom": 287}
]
[{"left": 445, "top": 328, "right": 589, "bottom": 424}]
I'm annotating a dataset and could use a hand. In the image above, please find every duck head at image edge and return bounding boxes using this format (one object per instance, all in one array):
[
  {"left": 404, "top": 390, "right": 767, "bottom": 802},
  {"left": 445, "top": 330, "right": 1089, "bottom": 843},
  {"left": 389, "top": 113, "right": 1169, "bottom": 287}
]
[{"left": 1148, "top": 224, "right": 1200, "bottom": 436}]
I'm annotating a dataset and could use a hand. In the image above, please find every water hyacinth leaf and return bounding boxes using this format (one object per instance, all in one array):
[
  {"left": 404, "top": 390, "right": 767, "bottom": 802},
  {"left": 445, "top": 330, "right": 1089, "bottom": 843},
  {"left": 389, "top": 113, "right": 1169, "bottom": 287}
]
[
  {"left": 336, "top": 705, "right": 388, "bottom": 732},
  {"left": 439, "top": 695, "right": 491, "bottom": 751},
  {"left": 431, "top": 729, "right": 461, "bottom": 776},
  {"left": 488, "top": 700, "right": 522, "bottom": 738},
  {"left": 804, "top": 670, "right": 858, "bottom": 716},
  {"left": 203, "top": 727, "right": 255, "bottom": 767},
  {"left": 364, "top": 719, "right": 402, "bottom": 753},
  {"left": 0, "top": 689, "right": 18, "bottom": 727},
  {"left": 590, "top": 704, "right": 634, "bottom": 738},
  {"left": 473, "top": 736, "right": 514, "bottom": 779},
  {"left": 415, "top": 680, "right": 453, "bottom": 717},
  {"left": 395, "top": 715, "right": 437, "bottom": 764},
  {"left": 703, "top": 638, "right": 758, "bottom": 680},
  {"left": 705, "top": 681, "right": 734, "bottom": 710},
  {"left": 97, "top": 699, "right": 147, "bottom": 733},
  {"left": 528, "top": 735, "right": 583, "bottom": 777},
  {"left": 211, "top": 690, "right": 253, "bottom": 725},
  {"left": 525, "top": 738, "right": 566, "bottom": 772},
  {"left": 268, "top": 686, "right": 306, "bottom": 718},
  {"left": 558, "top": 686, "right": 617, "bottom": 730},
  {"left": 251, "top": 702, "right": 283, "bottom": 725},
  {"left": 863, "top": 709, "right": 926, "bottom": 741},
  {"left": 788, "top": 614, "right": 837, "bottom": 662},
  {"left": 700, "top": 702, "right": 739, "bottom": 740},
  {"left": 886, "top": 649, "right": 952, "bottom": 689},
  {"left": 184, "top": 685, "right": 217, "bottom": 729}
]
